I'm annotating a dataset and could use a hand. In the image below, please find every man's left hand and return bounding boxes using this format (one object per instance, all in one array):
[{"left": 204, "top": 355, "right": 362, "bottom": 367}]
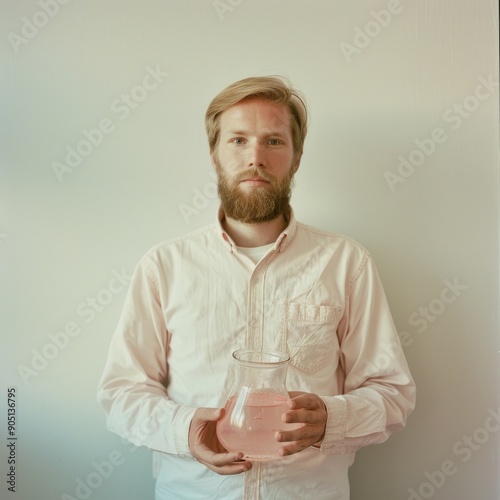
[{"left": 276, "top": 391, "right": 328, "bottom": 456}]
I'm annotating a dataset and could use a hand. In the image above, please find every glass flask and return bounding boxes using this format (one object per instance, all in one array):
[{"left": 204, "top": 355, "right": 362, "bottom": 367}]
[{"left": 216, "top": 348, "right": 301, "bottom": 461}]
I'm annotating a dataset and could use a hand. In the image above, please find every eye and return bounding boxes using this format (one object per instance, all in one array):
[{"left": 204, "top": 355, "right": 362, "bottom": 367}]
[
  {"left": 267, "top": 138, "right": 283, "bottom": 146},
  {"left": 230, "top": 137, "right": 245, "bottom": 145}
]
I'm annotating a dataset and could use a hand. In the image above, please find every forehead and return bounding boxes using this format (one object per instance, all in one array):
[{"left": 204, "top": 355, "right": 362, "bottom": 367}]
[{"left": 219, "top": 99, "right": 291, "bottom": 134}]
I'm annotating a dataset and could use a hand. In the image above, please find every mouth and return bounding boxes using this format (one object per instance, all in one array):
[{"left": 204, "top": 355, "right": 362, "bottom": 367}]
[{"left": 240, "top": 177, "right": 270, "bottom": 186}]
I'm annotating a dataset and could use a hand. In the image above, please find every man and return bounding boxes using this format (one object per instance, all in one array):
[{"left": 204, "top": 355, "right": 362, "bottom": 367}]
[{"left": 97, "top": 76, "right": 416, "bottom": 499}]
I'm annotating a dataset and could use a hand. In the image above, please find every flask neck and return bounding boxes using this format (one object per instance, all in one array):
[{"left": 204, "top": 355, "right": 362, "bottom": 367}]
[{"left": 234, "top": 363, "right": 288, "bottom": 393}]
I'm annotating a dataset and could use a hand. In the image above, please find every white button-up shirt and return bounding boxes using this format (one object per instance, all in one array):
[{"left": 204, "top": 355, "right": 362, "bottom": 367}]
[{"left": 97, "top": 208, "right": 416, "bottom": 499}]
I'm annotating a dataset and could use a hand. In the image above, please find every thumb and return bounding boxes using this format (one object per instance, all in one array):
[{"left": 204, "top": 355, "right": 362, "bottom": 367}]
[{"left": 193, "top": 407, "right": 224, "bottom": 423}]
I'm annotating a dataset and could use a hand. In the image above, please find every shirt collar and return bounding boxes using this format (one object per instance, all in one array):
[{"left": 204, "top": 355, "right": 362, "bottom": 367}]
[{"left": 216, "top": 206, "right": 297, "bottom": 253}]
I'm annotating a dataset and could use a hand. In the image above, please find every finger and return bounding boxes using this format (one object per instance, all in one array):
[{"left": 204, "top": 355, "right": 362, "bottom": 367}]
[
  {"left": 197, "top": 447, "right": 244, "bottom": 465},
  {"left": 289, "top": 394, "right": 324, "bottom": 411},
  {"left": 287, "top": 391, "right": 306, "bottom": 400},
  {"left": 197, "top": 452, "right": 252, "bottom": 475},
  {"left": 202, "top": 460, "right": 252, "bottom": 475},
  {"left": 275, "top": 423, "right": 324, "bottom": 444},
  {"left": 278, "top": 436, "right": 320, "bottom": 457},
  {"left": 283, "top": 409, "right": 315, "bottom": 424},
  {"left": 283, "top": 407, "right": 326, "bottom": 425}
]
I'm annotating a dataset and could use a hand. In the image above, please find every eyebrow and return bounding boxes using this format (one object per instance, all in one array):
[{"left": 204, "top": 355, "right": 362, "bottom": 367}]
[{"left": 223, "top": 129, "right": 288, "bottom": 137}]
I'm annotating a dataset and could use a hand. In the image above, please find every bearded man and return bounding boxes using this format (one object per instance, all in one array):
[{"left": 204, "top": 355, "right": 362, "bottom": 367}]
[{"left": 98, "top": 76, "right": 416, "bottom": 500}]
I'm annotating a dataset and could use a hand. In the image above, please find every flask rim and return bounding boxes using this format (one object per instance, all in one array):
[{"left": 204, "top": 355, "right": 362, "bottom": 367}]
[{"left": 232, "top": 348, "right": 290, "bottom": 367}]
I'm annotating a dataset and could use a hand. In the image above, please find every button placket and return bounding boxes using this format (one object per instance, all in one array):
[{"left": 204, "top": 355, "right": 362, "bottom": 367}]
[
  {"left": 244, "top": 462, "right": 261, "bottom": 500},
  {"left": 246, "top": 265, "right": 265, "bottom": 351}
]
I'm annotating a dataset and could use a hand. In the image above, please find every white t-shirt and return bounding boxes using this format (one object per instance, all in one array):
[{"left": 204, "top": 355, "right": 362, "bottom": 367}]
[{"left": 237, "top": 243, "right": 274, "bottom": 264}]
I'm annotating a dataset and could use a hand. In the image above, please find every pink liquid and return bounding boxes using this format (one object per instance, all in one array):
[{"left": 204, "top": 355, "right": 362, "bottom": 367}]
[{"left": 216, "top": 392, "right": 301, "bottom": 460}]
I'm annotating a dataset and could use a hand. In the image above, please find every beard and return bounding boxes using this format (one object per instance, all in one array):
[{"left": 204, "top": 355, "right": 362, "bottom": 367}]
[{"left": 214, "top": 161, "right": 295, "bottom": 224}]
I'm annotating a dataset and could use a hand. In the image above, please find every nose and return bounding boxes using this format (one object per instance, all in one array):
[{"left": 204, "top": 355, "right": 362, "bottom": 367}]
[{"left": 246, "top": 142, "right": 266, "bottom": 168}]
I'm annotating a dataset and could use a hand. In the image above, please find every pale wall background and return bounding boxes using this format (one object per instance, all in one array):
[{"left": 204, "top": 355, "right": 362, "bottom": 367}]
[{"left": 1, "top": 1, "right": 499, "bottom": 499}]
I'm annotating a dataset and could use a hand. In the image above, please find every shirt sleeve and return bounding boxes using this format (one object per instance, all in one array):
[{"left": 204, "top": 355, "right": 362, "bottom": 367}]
[
  {"left": 97, "top": 254, "right": 196, "bottom": 457},
  {"left": 319, "top": 253, "right": 416, "bottom": 454}
]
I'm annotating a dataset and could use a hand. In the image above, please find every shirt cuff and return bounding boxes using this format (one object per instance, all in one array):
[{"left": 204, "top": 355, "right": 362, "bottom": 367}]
[
  {"left": 318, "top": 395, "right": 348, "bottom": 453},
  {"left": 171, "top": 404, "right": 197, "bottom": 458}
]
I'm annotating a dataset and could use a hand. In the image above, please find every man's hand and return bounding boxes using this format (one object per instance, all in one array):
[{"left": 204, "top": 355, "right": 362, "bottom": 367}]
[
  {"left": 276, "top": 391, "right": 328, "bottom": 457},
  {"left": 188, "top": 407, "right": 252, "bottom": 475}
]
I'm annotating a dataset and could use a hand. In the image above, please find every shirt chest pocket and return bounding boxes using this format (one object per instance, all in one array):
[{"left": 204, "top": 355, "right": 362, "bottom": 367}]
[{"left": 282, "top": 302, "right": 343, "bottom": 375}]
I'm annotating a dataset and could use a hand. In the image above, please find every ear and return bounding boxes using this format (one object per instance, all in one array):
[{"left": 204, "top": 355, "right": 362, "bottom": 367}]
[
  {"left": 210, "top": 149, "right": 218, "bottom": 170},
  {"left": 292, "top": 152, "right": 302, "bottom": 174}
]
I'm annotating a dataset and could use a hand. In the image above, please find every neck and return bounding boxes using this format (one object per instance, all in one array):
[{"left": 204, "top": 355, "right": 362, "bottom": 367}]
[{"left": 222, "top": 213, "right": 288, "bottom": 247}]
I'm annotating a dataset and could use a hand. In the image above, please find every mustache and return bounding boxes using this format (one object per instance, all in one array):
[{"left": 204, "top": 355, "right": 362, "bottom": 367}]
[{"left": 234, "top": 168, "right": 276, "bottom": 183}]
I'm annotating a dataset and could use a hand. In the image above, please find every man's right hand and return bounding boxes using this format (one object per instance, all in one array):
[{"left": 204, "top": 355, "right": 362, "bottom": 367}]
[{"left": 188, "top": 407, "right": 252, "bottom": 475}]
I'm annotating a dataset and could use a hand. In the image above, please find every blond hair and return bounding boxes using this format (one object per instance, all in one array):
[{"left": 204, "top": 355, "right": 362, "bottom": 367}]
[{"left": 205, "top": 76, "right": 308, "bottom": 158}]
